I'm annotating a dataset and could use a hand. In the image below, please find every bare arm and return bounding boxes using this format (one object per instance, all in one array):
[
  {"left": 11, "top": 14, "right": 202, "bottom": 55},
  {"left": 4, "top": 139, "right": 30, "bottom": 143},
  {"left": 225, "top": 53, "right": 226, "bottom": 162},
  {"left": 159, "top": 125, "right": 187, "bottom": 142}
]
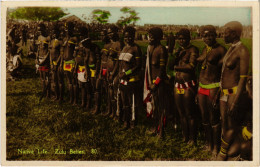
[
  {"left": 126, "top": 46, "right": 142, "bottom": 75},
  {"left": 197, "top": 48, "right": 207, "bottom": 62},
  {"left": 175, "top": 47, "right": 199, "bottom": 72},
  {"left": 232, "top": 47, "right": 250, "bottom": 105}
]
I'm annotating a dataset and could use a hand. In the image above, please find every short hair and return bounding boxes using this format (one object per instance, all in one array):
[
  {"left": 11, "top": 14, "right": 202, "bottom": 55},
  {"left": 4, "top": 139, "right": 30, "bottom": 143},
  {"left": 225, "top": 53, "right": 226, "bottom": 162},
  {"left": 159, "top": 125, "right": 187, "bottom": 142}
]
[
  {"left": 67, "top": 21, "right": 75, "bottom": 29},
  {"left": 177, "top": 28, "right": 190, "bottom": 39},
  {"left": 148, "top": 27, "right": 163, "bottom": 40},
  {"left": 224, "top": 21, "right": 243, "bottom": 37},
  {"left": 201, "top": 25, "right": 216, "bottom": 36},
  {"left": 109, "top": 25, "right": 119, "bottom": 33},
  {"left": 38, "top": 23, "right": 46, "bottom": 30},
  {"left": 123, "top": 26, "right": 136, "bottom": 37},
  {"left": 79, "top": 26, "right": 88, "bottom": 37}
]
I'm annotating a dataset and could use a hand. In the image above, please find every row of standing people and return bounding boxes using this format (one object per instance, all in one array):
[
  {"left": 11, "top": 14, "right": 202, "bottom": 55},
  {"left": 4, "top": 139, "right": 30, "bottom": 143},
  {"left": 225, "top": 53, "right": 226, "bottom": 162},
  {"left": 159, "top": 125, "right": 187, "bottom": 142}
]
[{"left": 34, "top": 21, "right": 252, "bottom": 161}]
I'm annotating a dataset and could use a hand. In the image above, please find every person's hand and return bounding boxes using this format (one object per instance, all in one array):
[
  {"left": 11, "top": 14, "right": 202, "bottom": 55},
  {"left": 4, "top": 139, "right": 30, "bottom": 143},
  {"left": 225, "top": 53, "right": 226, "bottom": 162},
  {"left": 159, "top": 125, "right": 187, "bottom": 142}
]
[
  {"left": 150, "top": 84, "right": 158, "bottom": 93},
  {"left": 84, "top": 71, "right": 90, "bottom": 82},
  {"left": 73, "top": 69, "right": 77, "bottom": 78},
  {"left": 227, "top": 103, "right": 239, "bottom": 117},
  {"left": 195, "top": 95, "right": 198, "bottom": 105},
  {"left": 119, "top": 72, "right": 126, "bottom": 79},
  {"left": 109, "top": 75, "right": 113, "bottom": 82},
  {"left": 167, "top": 74, "right": 172, "bottom": 80},
  {"left": 59, "top": 65, "right": 63, "bottom": 73}
]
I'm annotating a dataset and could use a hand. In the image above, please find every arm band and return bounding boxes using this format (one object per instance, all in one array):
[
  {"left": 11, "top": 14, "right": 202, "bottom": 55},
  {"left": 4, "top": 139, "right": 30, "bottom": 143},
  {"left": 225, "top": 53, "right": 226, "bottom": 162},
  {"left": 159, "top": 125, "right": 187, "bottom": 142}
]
[
  {"left": 160, "top": 63, "right": 165, "bottom": 66},
  {"left": 68, "top": 41, "right": 77, "bottom": 45},
  {"left": 242, "top": 126, "right": 252, "bottom": 140},
  {"left": 88, "top": 64, "right": 95, "bottom": 68},
  {"left": 160, "top": 59, "right": 166, "bottom": 66},
  {"left": 154, "top": 77, "right": 161, "bottom": 85},
  {"left": 189, "top": 62, "right": 195, "bottom": 67},
  {"left": 240, "top": 75, "right": 248, "bottom": 78},
  {"left": 125, "top": 69, "right": 132, "bottom": 75}
]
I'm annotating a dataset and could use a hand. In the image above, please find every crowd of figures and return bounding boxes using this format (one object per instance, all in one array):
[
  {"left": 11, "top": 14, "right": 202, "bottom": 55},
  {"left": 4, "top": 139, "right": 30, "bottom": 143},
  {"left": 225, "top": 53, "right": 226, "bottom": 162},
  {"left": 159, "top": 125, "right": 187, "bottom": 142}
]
[{"left": 6, "top": 20, "right": 252, "bottom": 161}]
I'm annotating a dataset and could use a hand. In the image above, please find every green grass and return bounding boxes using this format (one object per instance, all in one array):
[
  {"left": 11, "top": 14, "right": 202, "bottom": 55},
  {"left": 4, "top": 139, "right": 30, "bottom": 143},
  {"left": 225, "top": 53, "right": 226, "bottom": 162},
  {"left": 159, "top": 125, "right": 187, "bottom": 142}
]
[
  {"left": 6, "top": 75, "right": 211, "bottom": 160},
  {"left": 6, "top": 38, "right": 252, "bottom": 161}
]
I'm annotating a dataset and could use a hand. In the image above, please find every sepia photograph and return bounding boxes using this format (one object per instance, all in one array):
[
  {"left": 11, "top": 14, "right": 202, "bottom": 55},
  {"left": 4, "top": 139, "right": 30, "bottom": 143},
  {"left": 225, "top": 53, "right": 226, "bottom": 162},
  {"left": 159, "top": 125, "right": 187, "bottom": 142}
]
[{"left": 1, "top": 1, "right": 259, "bottom": 166}]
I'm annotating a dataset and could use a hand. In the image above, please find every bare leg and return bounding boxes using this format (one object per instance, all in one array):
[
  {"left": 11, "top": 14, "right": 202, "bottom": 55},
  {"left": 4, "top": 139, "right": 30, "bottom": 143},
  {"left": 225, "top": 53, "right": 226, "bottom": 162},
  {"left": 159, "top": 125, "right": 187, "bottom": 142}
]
[{"left": 174, "top": 87, "right": 189, "bottom": 142}]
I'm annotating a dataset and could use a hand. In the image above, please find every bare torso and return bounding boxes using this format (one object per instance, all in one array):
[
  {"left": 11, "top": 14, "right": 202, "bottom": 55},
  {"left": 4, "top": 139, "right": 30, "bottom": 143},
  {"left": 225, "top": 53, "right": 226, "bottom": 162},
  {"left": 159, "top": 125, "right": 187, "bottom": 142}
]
[{"left": 199, "top": 44, "right": 226, "bottom": 84}]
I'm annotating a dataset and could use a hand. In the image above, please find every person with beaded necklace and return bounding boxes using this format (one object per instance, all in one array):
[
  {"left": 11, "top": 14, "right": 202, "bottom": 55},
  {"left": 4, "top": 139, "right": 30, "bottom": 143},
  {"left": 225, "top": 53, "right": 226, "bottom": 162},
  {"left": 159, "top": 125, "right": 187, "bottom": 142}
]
[
  {"left": 173, "top": 28, "right": 199, "bottom": 145},
  {"left": 216, "top": 21, "right": 250, "bottom": 161},
  {"left": 118, "top": 26, "right": 142, "bottom": 129},
  {"left": 197, "top": 25, "right": 227, "bottom": 156}
]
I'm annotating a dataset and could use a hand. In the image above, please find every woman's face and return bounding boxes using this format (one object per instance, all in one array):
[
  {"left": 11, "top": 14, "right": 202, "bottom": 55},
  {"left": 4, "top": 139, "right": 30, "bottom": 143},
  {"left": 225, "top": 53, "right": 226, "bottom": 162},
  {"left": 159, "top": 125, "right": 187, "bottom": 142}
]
[
  {"left": 148, "top": 33, "right": 156, "bottom": 45},
  {"left": 178, "top": 35, "right": 190, "bottom": 48},
  {"left": 124, "top": 32, "right": 134, "bottom": 45},
  {"left": 203, "top": 31, "right": 216, "bottom": 46},
  {"left": 224, "top": 28, "right": 234, "bottom": 44}
]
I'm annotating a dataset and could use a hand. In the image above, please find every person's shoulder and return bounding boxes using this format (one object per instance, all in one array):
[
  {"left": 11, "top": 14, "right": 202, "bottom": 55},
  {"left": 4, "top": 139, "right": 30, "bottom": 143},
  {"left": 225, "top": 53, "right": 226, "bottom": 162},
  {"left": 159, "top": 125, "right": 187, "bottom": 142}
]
[
  {"left": 190, "top": 45, "right": 199, "bottom": 52},
  {"left": 132, "top": 43, "right": 142, "bottom": 52},
  {"left": 70, "top": 36, "right": 78, "bottom": 41},
  {"left": 238, "top": 43, "right": 250, "bottom": 57},
  {"left": 104, "top": 43, "right": 111, "bottom": 49},
  {"left": 215, "top": 43, "right": 227, "bottom": 53}
]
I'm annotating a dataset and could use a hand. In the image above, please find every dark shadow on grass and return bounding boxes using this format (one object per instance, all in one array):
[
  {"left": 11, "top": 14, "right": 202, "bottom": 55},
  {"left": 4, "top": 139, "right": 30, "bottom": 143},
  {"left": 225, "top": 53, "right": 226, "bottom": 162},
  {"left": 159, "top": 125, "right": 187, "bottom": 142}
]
[{"left": 6, "top": 91, "right": 39, "bottom": 97}]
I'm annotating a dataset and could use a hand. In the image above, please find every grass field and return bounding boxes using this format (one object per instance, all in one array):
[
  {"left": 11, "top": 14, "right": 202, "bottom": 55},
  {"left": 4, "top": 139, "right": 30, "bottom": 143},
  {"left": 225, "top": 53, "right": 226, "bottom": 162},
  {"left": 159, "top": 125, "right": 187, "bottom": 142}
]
[{"left": 6, "top": 38, "right": 252, "bottom": 160}]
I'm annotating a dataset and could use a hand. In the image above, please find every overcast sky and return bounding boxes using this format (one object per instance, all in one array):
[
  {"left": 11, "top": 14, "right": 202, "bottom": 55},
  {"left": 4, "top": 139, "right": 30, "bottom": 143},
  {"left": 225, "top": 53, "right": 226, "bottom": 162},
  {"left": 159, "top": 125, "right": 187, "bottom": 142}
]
[{"left": 65, "top": 7, "right": 251, "bottom": 26}]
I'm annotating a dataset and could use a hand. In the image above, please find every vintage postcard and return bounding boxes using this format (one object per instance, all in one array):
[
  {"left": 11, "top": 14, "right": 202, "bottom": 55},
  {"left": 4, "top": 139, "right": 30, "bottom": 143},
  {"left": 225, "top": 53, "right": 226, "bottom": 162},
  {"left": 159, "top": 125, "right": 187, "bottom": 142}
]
[{"left": 1, "top": 1, "right": 259, "bottom": 166}]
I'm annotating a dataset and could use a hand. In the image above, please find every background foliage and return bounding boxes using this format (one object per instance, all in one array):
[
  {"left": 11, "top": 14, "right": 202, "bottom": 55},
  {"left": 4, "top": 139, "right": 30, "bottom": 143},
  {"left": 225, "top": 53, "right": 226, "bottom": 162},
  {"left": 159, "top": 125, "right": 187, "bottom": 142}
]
[{"left": 8, "top": 7, "right": 67, "bottom": 21}]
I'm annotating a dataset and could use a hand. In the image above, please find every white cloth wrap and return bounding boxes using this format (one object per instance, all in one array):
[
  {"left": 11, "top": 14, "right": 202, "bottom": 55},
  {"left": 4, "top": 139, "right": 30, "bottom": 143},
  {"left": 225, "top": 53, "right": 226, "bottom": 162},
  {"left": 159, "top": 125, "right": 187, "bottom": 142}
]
[
  {"left": 78, "top": 71, "right": 87, "bottom": 82},
  {"left": 119, "top": 53, "right": 133, "bottom": 62}
]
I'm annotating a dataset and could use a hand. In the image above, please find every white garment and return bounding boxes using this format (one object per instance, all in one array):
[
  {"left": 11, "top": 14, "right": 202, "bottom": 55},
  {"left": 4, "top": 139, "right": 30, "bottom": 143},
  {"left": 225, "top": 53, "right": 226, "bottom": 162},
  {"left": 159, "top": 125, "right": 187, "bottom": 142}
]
[
  {"left": 78, "top": 71, "right": 87, "bottom": 82},
  {"left": 143, "top": 45, "right": 154, "bottom": 116}
]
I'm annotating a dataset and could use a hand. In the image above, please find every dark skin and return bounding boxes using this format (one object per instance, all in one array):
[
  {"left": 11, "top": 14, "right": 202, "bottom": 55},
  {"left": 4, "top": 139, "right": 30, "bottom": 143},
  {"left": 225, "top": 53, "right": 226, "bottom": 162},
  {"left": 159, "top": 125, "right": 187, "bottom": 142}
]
[
  {"left": 119, "top": 31, "right": 142, "bottom": 128},
  {"left": 59, "top": 24, "right": 78, "bottom": 104},
  {"left": 197, "top": 31, "right": 226, "bottom": 154},
  {"left": 227, "top": 76, "right": 252, "bottom": 161},
  {"left": 83, "top": 40, "right": 101, "bottom": 110},
  {"left": 173, "top": 35, "right": 199, "bottom": 144},
  {"left": 147, "top": 32, "right": 168, "bottom": 137},
  {"left": 217, "top": 27, "right": 250, "bottom": 160},
  {"left": 49, "top": 30, "right": 63, "bottom": 100},
  {"left": 73, "top": 41, "right": 87, "bottom": 109},
  {"left": 105, "top": 28, "right": 124, "bottom": 116},
  {"left": 36, "top": 28, "right": 51, "bottom": 98},
  {"left": 92, "top": 36, "right": 112, "bottom": 114}
]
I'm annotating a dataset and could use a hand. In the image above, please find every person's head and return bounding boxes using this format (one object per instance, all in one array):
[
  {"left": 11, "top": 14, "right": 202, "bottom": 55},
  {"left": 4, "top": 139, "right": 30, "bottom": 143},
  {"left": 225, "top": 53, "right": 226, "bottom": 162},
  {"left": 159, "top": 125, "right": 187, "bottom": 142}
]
[
  {"left": 65, "top": 21, "right": 75, "bottom": 36},
  {"left": 201, "top": 25, "right": 217, "bottom": 46},
  {"left": 224, "top": 21, "right": 242, "bottom": 44},
  {"left": 38, "top": 23, "right": 46, "bottom": 36},
  {"left": 148, "top": 27, "right": 163, "bottom": 45},
  {"left": 52, "top": 22, "right": 61, "bottom": 39},
  {"left": 100, "top": 29, "right": 110, "bottom": 44},
  {"left": 108, "top": 25, "right": 119, "bottom": 41},
  {"left": 123, "top": 26, "right": 136, "bottom": 45},
  {"left": 79, "top": 26, "right": 89, "bottom": 39},
  {"left": 177, "top": 28, "right": 191, "bottom": 47}
]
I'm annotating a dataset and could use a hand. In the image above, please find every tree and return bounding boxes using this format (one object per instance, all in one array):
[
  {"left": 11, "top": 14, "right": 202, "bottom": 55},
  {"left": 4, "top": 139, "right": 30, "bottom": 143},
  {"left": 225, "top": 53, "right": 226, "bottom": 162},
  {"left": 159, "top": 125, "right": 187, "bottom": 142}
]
[
  {"left": 9, "top": 7, "right": 67, "bottom": 21},
  {"left": 92, "top": 9, "right": 111, "bottom": 24},
  {"left": 116, "top": 7, "right": 140, "bottom": 27}
]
